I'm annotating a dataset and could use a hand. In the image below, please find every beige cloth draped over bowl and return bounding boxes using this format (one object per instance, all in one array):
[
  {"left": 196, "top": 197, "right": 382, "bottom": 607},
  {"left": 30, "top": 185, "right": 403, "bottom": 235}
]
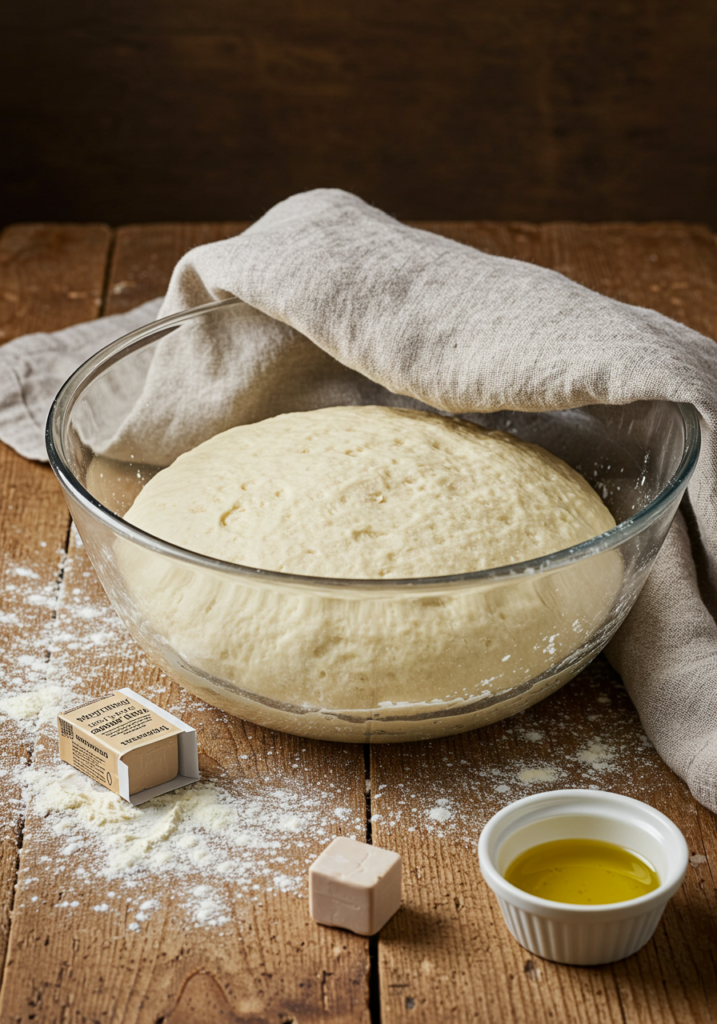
[{"left": 1, "top": 189, "right": 716, "bottom": 810}]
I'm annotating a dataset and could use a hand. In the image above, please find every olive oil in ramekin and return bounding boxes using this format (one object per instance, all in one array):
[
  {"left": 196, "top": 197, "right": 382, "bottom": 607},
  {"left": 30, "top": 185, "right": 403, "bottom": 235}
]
[{"left": 504, "top": 838, "right": 660, "bottom": 905}]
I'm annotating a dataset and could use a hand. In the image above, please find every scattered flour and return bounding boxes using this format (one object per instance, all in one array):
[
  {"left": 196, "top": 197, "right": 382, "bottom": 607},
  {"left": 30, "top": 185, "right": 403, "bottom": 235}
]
[
  {"left": 0, "top": 685, "right": 83, "bottom": 729},
  {"left": 21, "top": 761, "right": 353, "bottom": 894},
  {"left": 1, "top": 541, "right": 685, "bottom": 932},
  {"left": 375, "top": 679, "right": 669, "bottom": 847},
  {"left": 517, "top": 768, "right": 558, "bottom": 784},
  {"left": 0, "top": 549, "right": 125, "bottom": 740},
  {"left": 1, "top": 543, "right": 364, "bottom": 929},
  {"left": 428, "top": 799, "right": 453, "bottom": 823},
  {"left": 576, "top": 741, "right": 616, "bottom": 769}
]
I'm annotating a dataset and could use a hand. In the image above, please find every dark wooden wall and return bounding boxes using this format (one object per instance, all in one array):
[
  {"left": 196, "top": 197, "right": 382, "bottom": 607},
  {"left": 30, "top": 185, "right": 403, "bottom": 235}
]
[{"left": 1, "top": 0, "right": 716, "bottom": 226}]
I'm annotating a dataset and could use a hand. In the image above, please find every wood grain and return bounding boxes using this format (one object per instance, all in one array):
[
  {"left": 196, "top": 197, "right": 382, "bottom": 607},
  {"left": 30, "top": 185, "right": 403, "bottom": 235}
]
[
  {"left": 0, "top": 223, "right": 111, "bottom": 341},
  {"left": 0, "top": 223, "right": 370, "bottom": 1024},
  {"left": 1, "top": 2, "right": 716, "bottom": 227},
  {"left": 372, "top": 220, "right": 717, "bottom": 1024},
  {"left": 0, "top": 537, "right": 369, "bottom": 1022},
  {"left": 0, "top": 224, "right": 113, "bottom": 979},
  {"left": 372, "top": 658, "right": 717, "bottom": 1024},
  {"left": 105, "top": 223, "right": 250, "bottom": 314},
  {"left": 0, "top": 220, "right": 716, "bottom": 1024}
]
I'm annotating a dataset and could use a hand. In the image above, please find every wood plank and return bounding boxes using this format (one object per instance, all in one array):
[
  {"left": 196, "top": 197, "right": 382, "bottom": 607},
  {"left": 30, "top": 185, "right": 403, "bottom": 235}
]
[
  {"left": 0, "top": 223, "right": 111, "bottom": 341},
  {"left": 373, "top": 658, "right": 717, "bottom": 1024},
  {"left": 373, "top": 222, "right": 717, "bottom": 1024},
  {"left": 0, "top": 224, "right": 113, "bottom": 979},
  {"left": 0, "top": 223, "right": 371, "bottom": 1024},
  {"left": 2, "top": 539, "right": 369, "bottom": 1023},
  {"left": 3, "top": 218, "right": 716, "bottom": 1024},
  {"left": 105, "top": 222, "right": 250, "bottom": 314}
]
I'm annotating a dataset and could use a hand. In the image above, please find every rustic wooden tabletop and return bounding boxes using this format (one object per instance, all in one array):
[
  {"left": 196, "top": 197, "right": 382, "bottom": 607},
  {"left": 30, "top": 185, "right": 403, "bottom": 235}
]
[{"left": 0, "top": 220, "right": 716, "bottom": 1024}]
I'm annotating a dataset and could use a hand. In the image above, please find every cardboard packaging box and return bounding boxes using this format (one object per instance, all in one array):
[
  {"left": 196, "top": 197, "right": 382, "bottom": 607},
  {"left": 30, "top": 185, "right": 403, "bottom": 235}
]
[{"left": 58, "top": 688, "right": 199, "bottom": 804}]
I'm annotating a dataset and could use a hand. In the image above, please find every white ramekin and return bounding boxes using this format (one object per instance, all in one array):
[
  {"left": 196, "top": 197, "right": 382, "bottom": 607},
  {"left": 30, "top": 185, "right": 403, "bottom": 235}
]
[{"left": 478, "top": 789, "right": 688, "bottom": 966}]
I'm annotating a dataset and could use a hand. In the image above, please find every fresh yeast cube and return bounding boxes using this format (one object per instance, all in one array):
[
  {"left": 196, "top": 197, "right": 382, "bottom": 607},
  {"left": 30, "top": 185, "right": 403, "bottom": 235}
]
[{"left": 309, "top": 836, "right": 402, "bottom": 936}]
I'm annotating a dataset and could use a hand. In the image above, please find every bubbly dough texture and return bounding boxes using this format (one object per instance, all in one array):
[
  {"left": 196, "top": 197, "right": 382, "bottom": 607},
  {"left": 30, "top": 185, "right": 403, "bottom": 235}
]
[
  {"left": 121, "top": 406, "right": 621, "bottom": 736},
  {"left": 126, "top": 406, "right": 615, "bottom": 579}
]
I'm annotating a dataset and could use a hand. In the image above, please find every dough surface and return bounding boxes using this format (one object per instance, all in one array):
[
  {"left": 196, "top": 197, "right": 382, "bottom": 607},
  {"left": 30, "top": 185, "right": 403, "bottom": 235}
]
[
  {"left": 126, "top": 405, "right": 615, "bottom": 579},
  {"left": 121, "top": 406, "right": 622, "bottom": 738}
]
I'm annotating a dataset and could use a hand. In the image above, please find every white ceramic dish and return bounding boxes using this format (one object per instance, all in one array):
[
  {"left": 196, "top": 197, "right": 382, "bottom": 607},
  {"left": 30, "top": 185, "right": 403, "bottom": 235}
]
[{"left": 478, "top": 789, "right": 689, "bottom": 965}]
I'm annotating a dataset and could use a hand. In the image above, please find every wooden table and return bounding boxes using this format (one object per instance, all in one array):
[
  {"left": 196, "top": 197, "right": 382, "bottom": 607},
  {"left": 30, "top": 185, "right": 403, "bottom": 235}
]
[{"left": 1, "top": 221, "right": 716, "bottom": 1024}]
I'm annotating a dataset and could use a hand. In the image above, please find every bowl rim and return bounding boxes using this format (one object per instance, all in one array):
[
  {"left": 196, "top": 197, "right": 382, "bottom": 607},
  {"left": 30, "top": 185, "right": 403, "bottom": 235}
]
[
  {"left": 46, "top": 297, "right": 702, "bottom": 593},
  {"left": 477, "top": 789, "right": 689, "bottom": 919}
]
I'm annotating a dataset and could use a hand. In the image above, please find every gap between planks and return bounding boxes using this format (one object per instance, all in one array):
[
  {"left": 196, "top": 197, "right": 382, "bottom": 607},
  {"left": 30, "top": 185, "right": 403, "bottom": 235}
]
[
  {"left": 0, "top": 222, "right": 372, "bottom": 1024},
  {"left": 1, "top": 222, "right": 716, "bottom": 1024}
]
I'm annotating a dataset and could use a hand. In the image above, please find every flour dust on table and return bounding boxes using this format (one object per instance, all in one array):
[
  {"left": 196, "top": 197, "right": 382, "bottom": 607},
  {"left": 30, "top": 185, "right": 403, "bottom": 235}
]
[
  {"left": 1, "top": 527, "right": 655, "bottom": 934},
  {"left": 0, "top": 529, "right": 364, "bottom": 930}
]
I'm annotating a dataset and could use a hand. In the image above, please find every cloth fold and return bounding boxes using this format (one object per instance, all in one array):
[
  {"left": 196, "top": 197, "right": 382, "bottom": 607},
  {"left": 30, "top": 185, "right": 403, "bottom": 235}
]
[
  {"left": 0, "top": 299, "right": 163, "bottom": 462},
  {"left": 1, "top": 189, "right": 715, "bottom": 809}
]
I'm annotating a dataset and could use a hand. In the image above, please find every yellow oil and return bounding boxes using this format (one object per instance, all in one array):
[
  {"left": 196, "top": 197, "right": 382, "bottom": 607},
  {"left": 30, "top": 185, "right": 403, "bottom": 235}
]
[{"left": 504, "top": 838, "right": 660, "bottom": 905}]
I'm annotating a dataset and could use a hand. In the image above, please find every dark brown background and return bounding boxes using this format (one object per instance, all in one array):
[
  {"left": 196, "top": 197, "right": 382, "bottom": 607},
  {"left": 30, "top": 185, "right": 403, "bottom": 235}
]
[{"left": 1, "top": 0, "right": 716, "bottom": 226}]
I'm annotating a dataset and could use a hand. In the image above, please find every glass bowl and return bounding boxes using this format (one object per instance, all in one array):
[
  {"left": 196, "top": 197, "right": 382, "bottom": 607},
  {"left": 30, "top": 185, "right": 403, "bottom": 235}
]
[{"left": 46, "top": 299, "right": 700, "bottom": 743}]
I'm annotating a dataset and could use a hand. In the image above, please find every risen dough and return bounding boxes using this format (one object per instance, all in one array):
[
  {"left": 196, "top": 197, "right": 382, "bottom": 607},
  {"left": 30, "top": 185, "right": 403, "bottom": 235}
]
[
  {"left": 126, "top": 406, "right": 615, "bottom": 578},
  {"left": 121, "top": 406, "right": 622, "bottom": 738}
]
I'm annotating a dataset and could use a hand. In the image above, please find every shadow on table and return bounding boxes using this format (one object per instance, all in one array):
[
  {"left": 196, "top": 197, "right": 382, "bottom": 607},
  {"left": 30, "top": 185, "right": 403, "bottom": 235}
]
[
  {"left": 611, "top": 901, "right": 717, "bottom": 999},
  {"left": 383, "top": 895, "right": 717, "bottom": 1003}
]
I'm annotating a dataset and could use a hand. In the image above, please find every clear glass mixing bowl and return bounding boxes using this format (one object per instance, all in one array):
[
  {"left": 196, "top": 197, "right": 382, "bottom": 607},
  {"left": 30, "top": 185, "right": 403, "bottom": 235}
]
[{"left": 46, "top": 299, "right": 700, "bottom": 742}]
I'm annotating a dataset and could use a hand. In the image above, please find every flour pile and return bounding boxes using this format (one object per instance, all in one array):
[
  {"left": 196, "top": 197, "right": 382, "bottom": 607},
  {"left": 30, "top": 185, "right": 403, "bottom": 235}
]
[
  {"left": 21, "top": 764, "right": 359, "bottom": 926},
  {"left": 1, "top": 538, "right": 363, "bottom": 929}
]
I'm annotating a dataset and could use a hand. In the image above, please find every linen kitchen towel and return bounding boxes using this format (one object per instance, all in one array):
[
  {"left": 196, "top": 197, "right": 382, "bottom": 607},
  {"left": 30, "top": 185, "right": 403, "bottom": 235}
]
[{"left": 1, "top": 189, "right": 715, "bottom": 811}]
